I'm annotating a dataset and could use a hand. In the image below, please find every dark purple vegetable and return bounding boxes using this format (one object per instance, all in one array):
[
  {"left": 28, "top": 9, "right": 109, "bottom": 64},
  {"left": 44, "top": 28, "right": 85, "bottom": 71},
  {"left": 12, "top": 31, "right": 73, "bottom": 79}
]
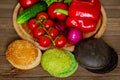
[
  {"left": 54, "top": 21, "right": 67, "bottom": 32},
  {"left": 67, "top": 28, "right": 83, "bottom": 44}
]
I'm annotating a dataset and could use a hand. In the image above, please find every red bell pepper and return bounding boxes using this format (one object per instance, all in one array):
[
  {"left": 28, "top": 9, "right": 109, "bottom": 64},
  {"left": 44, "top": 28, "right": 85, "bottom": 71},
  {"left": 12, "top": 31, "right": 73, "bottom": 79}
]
[
  {"left": 83, "top": 0, "right": 101, "bottom": 10},
  {"left": 68, "top": 1, "right": 100, "bottom": 22},
  {"left": 66, "top": 1, "right": 100, "bottom": 32},
  {"left": 71, "top": 0, "right": 101, "bottom": 10},
  {"left": 56, "top": 1, "right": 101, "bottom": 32},
  {"left": 48, "top": 2, "right": 68, "bottom": 21},
  {"left": 66, "top": 17, "right": 97, "bottom": 32}
]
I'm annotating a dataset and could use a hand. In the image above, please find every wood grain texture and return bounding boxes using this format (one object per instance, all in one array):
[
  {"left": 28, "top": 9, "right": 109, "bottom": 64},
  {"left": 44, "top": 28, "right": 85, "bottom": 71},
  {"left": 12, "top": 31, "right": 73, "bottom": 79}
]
[{"left": 0, "top": 0, "right": 120, "bottom": 80}]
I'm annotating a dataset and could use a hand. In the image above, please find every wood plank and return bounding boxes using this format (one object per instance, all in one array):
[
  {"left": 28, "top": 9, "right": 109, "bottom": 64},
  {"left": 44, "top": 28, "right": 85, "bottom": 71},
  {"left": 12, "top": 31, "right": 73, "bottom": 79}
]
[
  {"left": 0, "top": 17, "right": 21, "bottom": 56},
  {"left": 105, "top": 7, "right": 120, "bottom": 18},
  {"left": 0, "top": 0, "right": 17, "bottom": 18},
  {"left": 102, "top": 18, "right": 120, "bottom": 54},
  {"left": 100, "top": 0, "right": 120, "bottom": 6},
  {"left": 1, "top": 76, "right": 120, "bottom": 80},
  {"left": 105, "top": 18, "right": 120, "bottom": 36}
]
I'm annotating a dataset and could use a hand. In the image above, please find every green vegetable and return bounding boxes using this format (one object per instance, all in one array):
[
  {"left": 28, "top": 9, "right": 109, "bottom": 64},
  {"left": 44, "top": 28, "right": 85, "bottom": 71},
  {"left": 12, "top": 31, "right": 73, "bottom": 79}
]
[
  {"left": 44, "top": 0, "right": 72, "bottom": 6},
  {"left": 64, "top": 0, "right": 72, "bottom": 5},
  {"left": 44, "top": 0, "right": 63, "bottom": 6},
  {"left": 17, "top": 1, "right": 47, "bottom": 24}
]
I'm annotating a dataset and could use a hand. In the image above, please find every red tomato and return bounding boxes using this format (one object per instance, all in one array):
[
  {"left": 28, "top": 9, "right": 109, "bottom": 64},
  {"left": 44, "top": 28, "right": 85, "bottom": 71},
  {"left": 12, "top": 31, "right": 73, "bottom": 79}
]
[
  {"left": 49, "top": 28, "right": 59, "bottom": 38},
  {"left": 19, "top": 0, "right": 39, "bottom": 8},
  {"left": 38, "top": 36, "right": 51, "bottom": 47},
  {"left": 36, "top": 12, "right": 49, "bottom": 20},
  {"left": 32, "top": 27, "right": 45, "bottom": 38},
  {"left": 55, "top": 35, "right": 66, "bottom": 48},
  {"left": 43, "top": 19, "right": 54, "bottom": 29},
  {"left": 28, "top": 18, "right": 40, "bottom": 30}
]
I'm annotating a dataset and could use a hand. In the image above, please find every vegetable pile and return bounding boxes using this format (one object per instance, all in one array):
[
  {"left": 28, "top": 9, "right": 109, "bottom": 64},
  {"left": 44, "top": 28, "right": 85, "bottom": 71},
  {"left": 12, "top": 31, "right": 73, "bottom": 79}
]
[{"left": 17, "top": 0, "right": 101, "bottom": 48}]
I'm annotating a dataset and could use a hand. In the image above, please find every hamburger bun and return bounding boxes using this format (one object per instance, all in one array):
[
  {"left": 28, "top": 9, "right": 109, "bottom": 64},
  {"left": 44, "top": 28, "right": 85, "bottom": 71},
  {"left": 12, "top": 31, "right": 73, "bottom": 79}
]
[
  {"left": 6, "top": 40, "right": 42, "bottom": 70},
  {"left": 41, "top": 48, "right": 78, "bottom": 78}
]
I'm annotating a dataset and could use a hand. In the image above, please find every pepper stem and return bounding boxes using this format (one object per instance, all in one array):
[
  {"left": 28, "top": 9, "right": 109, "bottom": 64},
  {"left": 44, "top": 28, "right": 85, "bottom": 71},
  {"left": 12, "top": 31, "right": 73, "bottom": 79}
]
[{"left": 55, "top": 9, "right": 68, "bottom": 15}]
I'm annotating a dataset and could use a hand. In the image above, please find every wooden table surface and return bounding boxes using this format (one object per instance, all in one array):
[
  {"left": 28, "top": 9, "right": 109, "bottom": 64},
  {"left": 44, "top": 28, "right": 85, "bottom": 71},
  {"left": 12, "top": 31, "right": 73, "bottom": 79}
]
[{"left": 0, "top": 0, "right": 120, "bottom": 80}]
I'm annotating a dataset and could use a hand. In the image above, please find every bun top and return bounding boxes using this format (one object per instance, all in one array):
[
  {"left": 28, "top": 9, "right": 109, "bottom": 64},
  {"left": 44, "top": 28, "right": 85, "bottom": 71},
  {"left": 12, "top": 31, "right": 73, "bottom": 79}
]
[
  {"left": 6, "top": 40, "right": 41, "bottom": 70},
  {"left": 74, "top": 38, "right": 112, "bottom": 70}
]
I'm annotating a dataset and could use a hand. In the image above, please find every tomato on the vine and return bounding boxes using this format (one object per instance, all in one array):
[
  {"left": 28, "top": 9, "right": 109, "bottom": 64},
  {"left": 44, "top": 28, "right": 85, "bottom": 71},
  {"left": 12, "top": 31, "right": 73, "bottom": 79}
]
[
  {"left": 55, "top": 35, "right": 66, "bottom": 48},
  {"left": 38, "top": 36, "right": 51, "bottom": 47},
  {"left": 28, "top": 18, "right": 40, "bottom": 30},
  {"left": 49, "top": 28, "right": 59, "bottom": 38},
  {"left": 36, "top": 12, "right": 49, "bottom": 20},
  {"left": 32, "top": 27, "right": 45, "bottom": 38},
  {"left": 43, "top": 19, "right": 54, "bottom": 29}
]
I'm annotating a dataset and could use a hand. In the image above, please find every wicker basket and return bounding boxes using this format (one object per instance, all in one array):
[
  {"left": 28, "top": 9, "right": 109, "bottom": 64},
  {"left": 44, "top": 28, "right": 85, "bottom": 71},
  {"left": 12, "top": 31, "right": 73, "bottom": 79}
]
[{"left": 13, "top": 3, "right": 107, "bottom": 51}]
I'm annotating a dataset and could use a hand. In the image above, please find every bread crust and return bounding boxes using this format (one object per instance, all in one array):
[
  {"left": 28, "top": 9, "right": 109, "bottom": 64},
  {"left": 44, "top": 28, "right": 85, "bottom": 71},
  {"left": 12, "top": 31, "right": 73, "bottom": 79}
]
[{"left": 6, "top": 40, "right": 42, "bottom": 70}]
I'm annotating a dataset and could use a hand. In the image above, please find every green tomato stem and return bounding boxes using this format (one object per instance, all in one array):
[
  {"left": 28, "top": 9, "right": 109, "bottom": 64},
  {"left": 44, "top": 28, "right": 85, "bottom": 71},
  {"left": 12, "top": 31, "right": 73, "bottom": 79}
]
[{"left": 55, "top": 9, "right": 68, "bottom": 15}]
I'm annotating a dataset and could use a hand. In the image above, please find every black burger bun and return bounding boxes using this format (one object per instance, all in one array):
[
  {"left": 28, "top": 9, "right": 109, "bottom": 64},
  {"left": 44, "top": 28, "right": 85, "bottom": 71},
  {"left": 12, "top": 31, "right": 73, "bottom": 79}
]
[{"left": 73, "top": 38, "right": 118, "bottom": 74}]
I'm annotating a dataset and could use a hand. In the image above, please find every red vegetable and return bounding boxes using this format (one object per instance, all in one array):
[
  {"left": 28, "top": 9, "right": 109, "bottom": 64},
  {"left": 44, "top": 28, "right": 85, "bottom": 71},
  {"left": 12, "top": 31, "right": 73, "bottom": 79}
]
[
  {"left": 49, "top": 28, "right": 59, "bottom": 38},
  {"left": 38, "top": 36, "right": 51, "bottom": 47},
  {"left": 36, "top": 12, "right": 49, "bottom": 20},
  {"left": 55, "top": 35, "right": 66, "bottom": 48},
  {"left": 48, "top": 2, "right": 68, "bottom": 20},
  {"left": 43, "top": 19, "right": 54, "bottom": 29},
  {"left": 83, "top": 0, "right": 101, "bottom": 10},
  {"left": 68, "top": 1, "right": 100, "bottom": 22},
  {"left": 19, "top": 0, "right": 39, "bottom": 8},
  {"left": 28, "top": 18, "right": 40, "bottom": 30},
  {"left": 66, "top": 17, "right": 97, "bottom": 32},
  {"left": 66, "top": 1, "right": 100, "bottom": 32},
  {"left": 54, "top": 21, "right": 67, "bottom": 32},
  {"left": 33, "top": 27, "right": 46, "bottom": 38}
]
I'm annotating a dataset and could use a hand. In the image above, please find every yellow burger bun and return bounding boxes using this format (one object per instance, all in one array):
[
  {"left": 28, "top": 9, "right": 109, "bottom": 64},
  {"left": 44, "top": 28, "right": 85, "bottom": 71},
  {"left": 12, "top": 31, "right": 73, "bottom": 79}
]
[{"left": 6, "top": 40, "right": 42, "bottom": 70}]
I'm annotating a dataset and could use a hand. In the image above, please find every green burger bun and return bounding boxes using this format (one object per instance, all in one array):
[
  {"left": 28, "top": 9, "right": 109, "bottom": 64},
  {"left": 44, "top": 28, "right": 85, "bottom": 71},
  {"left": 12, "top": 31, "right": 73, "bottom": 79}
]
[{"left": 41, "top": 48, "right": 78, "bottom": 78}]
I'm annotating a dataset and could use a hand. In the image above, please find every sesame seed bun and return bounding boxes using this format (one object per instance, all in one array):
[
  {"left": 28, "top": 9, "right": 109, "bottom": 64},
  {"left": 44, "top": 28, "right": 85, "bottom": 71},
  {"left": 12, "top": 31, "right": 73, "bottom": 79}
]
[{"left": 6, "top": 40, "right": 42, "bottom": 70}]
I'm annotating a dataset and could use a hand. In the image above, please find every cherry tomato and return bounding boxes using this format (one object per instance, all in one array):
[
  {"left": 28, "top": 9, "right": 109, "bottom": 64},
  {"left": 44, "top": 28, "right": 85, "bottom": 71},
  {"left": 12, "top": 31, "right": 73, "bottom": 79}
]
[
  {"left": 55, "top": 35, "right": 66, "bottom": 48},
  {"left": 43, "top": 19, "right": 54, "bottom": 29},
  {"left": 36, "top": 12, "right": 49, "bottom": 20},
  {"left": 28, "top": 18, "right": 40, "bottom": 30},
  {"left": 49, "top": 28, "right": 59, "bottom": 38},
  {"left": 38, "top": 36, "right": 51, "bottom": 47},
  {"left": 19, "top": 0, "right": 39, "bottom": 8},
  {"left": 33, "top": 27, "right": 45, "bottom": 38}
]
